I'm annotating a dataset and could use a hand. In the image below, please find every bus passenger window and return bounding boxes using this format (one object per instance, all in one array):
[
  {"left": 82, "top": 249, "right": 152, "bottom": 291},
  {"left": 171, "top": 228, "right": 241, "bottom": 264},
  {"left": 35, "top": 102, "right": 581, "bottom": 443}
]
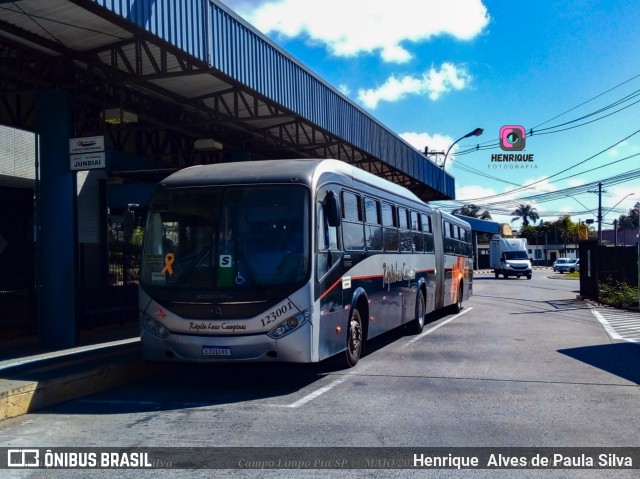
[
  {"left": 364, "top": 197, "right": 383, "bottom": 251},
  {"left": 398, "top": 207, "right": 412, "bottom": 252},
  {"left": 342, "top": 191, "right": 365, "bottom": 251},
  {"left": 411, "top": 211, "right": 423, "bottom": 252},
  {"left": 382, "top": 202, "right": 398, "bottom": 252},
  {"left": 444, "top": 221, "right": 454, "bottom": 254},
  {"left": 421, "top": 213, "right": 434, "bottom": 252}
]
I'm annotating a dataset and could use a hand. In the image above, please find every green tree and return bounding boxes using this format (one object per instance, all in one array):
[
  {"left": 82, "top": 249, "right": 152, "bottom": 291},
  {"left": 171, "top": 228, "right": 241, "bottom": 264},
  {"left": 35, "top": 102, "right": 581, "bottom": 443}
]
[
  {"left": 511, "top": 204, "right": 539, "bottom": 227},
  {"left": 617, "top": 202, "right": 640, "bottom": 229},
  {"left": 131, "top": 226, "right": 144, "bottom": 247},
  {"left": 452, "top": 204, "right": 492, "bottom": 220},
  {"left": 554, "top": 214, "right": 586, "bottom": 249},
  {"left": 519, "top": 224, "right": 539, "bottom": 241}
]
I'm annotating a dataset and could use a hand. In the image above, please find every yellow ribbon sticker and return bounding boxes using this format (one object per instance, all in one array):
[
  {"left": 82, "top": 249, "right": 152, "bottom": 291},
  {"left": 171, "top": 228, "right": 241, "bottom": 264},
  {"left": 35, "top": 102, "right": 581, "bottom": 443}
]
[{"left": 161, "top": 252, "right": 175, "bottom": 275}]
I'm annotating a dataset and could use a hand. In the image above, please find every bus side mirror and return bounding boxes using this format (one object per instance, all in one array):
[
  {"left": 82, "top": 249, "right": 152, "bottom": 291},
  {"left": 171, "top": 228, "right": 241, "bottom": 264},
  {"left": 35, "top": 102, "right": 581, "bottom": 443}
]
[{"left": 324, "top": 191, "right": 340, "bottom": 227}]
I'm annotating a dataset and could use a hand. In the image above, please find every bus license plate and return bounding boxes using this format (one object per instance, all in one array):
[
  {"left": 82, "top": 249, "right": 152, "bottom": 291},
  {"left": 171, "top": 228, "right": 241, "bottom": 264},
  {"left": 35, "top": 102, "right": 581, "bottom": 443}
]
[{"left": 202, "top": 346, "right": 231, "bottom": 357}]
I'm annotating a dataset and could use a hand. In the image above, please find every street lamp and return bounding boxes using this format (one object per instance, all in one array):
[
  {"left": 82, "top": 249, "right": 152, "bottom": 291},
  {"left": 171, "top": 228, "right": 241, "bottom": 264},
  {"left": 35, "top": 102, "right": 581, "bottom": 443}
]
[
  {"left": 602, "top": 192, "right": 634, "bottom": 218},
  {"left": 441, "top": 127, "right": 483, "bottom": 196}
]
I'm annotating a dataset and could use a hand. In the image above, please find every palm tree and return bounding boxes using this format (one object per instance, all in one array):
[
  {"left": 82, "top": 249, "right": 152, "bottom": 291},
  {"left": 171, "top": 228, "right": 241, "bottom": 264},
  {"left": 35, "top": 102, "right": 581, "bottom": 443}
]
[{"left": 511, "top": 204, "right": 539, "bottom": 227}]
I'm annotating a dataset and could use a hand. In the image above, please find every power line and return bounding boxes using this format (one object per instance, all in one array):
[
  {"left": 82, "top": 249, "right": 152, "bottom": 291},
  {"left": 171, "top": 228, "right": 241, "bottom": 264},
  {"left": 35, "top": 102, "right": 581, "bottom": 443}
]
[
  {"left": 437, "top": 166, "right": 640, "bottom": 220},
  {"left": 458, "top": 128, "right": 640, "bottom": 203},
  {"left": 479, "top": 151, "right": 640, "bottom": 207},
  {"left": 453, "top": 73, "right": 640, "bottom": 157},
  {"left": 531, "top": 72, "right": 640, "bottom": 130}
]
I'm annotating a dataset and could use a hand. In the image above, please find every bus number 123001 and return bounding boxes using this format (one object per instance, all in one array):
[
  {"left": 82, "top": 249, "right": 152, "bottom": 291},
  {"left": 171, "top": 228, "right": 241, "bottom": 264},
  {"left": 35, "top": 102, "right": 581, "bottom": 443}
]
[{"left": 260, "top": 301, "right": 294, "bottom": 327}]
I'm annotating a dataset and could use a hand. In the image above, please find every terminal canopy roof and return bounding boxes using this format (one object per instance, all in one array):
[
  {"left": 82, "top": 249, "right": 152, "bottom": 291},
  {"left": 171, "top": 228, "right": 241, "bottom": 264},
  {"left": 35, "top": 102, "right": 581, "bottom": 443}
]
[{"left": 0, "top": 0, "right": 454, "bottom": 200}]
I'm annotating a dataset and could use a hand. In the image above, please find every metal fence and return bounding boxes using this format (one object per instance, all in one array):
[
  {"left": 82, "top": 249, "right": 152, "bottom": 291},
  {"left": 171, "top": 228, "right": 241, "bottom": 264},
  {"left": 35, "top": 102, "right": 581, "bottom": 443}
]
[
  {"left": 77, "top": 233, "right": 141, "bottom": 328},
  {"left": 579, "top": 240, "right": 639, "bottom": 301}
]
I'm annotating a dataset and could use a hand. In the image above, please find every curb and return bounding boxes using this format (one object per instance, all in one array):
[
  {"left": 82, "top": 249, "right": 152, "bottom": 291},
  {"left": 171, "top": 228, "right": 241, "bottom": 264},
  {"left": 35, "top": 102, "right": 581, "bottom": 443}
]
[
  {"left": 474, "top": 268, "right": 552, "bottom": 274},
  {"left": 0, "top": 339, "right": 162, "bottom": 422}
]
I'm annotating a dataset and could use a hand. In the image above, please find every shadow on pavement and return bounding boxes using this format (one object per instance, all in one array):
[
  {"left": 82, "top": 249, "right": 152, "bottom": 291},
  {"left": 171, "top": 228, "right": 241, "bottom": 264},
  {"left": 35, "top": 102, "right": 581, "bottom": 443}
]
[{"left": 558, "top": 342, "right": 640, "bottom": 385}]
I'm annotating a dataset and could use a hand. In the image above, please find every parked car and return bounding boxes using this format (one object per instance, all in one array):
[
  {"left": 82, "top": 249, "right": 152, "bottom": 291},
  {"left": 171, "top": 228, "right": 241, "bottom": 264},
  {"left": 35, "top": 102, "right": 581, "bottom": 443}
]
[
  {"left": 553, "top": 258, "right": 572, "bottom": 271},
  {"left": 555, "top": 258, "right": 579, "bottom": 273}
]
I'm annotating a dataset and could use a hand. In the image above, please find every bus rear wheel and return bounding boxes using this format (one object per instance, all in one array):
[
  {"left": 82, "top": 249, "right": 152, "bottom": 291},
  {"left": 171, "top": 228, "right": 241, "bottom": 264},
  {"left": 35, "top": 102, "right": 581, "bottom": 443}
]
[
  {"left": 341, "top": 309, "right": 363, "bottom": 368},
  {"left": 451, "top": 283, "right": 463, "bottom": 313},
  {"left": 408, "top": 289, "right": 426, "bottom": 334}
]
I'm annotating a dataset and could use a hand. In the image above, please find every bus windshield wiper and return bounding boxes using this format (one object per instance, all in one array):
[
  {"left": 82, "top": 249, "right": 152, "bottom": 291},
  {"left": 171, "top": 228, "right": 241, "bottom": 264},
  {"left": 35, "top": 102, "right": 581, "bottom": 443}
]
[{"left": 171, "top": 239, "right": 215, "bottom": 286}]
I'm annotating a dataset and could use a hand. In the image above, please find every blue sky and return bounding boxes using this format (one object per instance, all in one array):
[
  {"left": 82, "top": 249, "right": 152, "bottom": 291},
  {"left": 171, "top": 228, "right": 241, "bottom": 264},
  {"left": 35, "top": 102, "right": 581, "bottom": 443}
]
[{"left": 221, "top": 0, "right": 640, "bottom": 228}]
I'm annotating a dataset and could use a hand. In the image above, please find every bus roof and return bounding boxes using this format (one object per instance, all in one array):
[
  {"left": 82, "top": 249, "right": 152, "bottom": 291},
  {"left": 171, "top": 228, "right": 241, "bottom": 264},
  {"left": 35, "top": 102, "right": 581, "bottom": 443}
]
[{"left": 158, "top": 159, "right": 426, "bottom": 205}]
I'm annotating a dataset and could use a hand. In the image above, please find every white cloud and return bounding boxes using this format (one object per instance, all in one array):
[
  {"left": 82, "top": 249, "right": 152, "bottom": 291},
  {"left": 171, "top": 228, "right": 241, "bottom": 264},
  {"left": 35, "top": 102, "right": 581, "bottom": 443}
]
[
  {"left": 357, "top": 75, "right": 423, "bottom": 109},
  {"left": 400, "top": 131, "right": 456, "bottom": 167},
  {"left": 424, "top": 63, "right": 471, "bottom": 100},
  {"left": 337, "top": 84, "right": 351, "bottom": 96},
  {"left": 357, "top": 63, "right": 471, "bottom": 109},
  {"left": 400, "top": 131, "right": 453, "bottom": 154},
  {"left": 456, "top": 184, "right": 497, "bottom": 202},
  {"left": 521, "top": 176, "right": 557, "bottom": 194},
  {"left": 566, "top": 178, "right": 585, "bottom": 187},
  {"left": 607, "top": 140, "right": 629, "bottom": 157},
  {"left": 229, "top": 0, "right": 490, "bottom": 63}
]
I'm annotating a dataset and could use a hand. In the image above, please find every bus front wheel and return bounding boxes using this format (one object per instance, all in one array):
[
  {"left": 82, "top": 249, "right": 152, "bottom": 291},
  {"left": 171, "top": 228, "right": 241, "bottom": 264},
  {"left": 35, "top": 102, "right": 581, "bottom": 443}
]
[{"left": 341, "top": 309, "right": 363, "bottom": 368}]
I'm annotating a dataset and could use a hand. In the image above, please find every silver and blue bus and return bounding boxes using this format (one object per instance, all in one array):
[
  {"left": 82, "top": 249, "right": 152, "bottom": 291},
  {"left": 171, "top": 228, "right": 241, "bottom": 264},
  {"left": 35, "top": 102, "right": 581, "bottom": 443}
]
[{"left": 139, "top": 159, "right": 473, "bottom": 367}]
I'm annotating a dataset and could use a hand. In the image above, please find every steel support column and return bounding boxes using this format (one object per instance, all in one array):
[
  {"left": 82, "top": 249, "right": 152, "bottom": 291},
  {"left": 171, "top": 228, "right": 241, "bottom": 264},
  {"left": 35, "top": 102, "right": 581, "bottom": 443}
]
[{"left": 36, "top": 88, "right": 77, "bottom": 348}]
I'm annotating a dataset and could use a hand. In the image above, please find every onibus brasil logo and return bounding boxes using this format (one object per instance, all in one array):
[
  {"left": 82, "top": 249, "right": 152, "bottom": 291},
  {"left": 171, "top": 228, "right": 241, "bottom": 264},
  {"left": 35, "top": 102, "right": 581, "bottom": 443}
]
[{"left": 490, "top": 125, "right": 536, "bottom": 169}]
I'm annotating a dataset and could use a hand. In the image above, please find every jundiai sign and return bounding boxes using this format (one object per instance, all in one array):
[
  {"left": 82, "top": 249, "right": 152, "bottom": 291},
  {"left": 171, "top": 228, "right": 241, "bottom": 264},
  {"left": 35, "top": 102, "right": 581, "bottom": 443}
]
[
  {"left": 70, "top": 152, "right": 105, "bottom": 171},
  {"left": 69, "top": 136, "right": 105, "bottom": 171}
]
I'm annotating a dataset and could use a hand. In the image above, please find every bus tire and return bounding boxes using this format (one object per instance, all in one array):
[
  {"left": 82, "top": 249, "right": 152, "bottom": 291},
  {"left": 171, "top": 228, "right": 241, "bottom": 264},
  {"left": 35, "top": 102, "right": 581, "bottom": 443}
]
[
  {"left": 408, "top": 289, "right": 426, "bottom": 334},
  {"left": 451, "top": 283, "right": 463, "bottom": 313},
  {"left": 341, "top": 309, "right": 363, "bottom": 368}
]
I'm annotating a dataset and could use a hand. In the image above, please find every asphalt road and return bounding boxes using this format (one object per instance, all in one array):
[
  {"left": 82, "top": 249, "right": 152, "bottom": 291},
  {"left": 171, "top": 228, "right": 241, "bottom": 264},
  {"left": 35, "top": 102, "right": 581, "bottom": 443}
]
[{"left": 2, "top": 272, "right": 639, "bottom": 478}]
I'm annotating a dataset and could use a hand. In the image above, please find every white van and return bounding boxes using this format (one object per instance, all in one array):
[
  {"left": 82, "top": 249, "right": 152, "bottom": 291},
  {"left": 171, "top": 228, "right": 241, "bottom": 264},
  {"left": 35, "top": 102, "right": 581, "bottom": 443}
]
[{"left": 489, "top": 236, "right": 533, "bottom": 279}]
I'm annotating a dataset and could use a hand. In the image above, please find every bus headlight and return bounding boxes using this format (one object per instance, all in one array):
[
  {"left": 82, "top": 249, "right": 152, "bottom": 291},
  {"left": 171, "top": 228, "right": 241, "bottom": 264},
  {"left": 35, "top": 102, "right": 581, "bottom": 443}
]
[
  {"left": 267, "top": 307, "right": 312, "bottom": 339},
  {"left": 141, "top": 314, "right": 170, "bottom": 339}
]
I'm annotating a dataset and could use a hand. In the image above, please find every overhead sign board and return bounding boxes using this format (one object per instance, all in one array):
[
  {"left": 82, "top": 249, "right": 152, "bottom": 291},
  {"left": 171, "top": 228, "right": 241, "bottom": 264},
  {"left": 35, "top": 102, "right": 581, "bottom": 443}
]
[
  {"left": 70, "top": 152, "right": 106, "bottom": 171},
  {"left": 69, "top": 136, "right": 104, "bottom": 154},
  {"left": 69, "top": 136, "right": 106, "bottom": 171}
]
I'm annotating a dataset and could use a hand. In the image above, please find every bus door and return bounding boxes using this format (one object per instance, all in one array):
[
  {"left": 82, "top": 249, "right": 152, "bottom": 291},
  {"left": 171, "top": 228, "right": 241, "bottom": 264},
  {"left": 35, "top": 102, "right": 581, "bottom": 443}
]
[{"left": 315, "top": 189, "right": 345, "bottom": 360}]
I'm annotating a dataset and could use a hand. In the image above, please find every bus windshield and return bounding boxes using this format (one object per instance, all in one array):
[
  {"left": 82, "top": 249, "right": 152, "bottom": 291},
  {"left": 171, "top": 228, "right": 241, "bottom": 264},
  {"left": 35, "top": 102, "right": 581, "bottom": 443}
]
[{"left": 141, "top": 185, "right": 310, "bottom": 291}]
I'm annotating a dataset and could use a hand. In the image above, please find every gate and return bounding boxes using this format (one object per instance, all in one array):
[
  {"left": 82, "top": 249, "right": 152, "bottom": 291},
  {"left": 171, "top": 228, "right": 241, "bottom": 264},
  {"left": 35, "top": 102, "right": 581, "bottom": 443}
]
[{"left": 579, "top": 240, "right": 638, "bottom": 301}]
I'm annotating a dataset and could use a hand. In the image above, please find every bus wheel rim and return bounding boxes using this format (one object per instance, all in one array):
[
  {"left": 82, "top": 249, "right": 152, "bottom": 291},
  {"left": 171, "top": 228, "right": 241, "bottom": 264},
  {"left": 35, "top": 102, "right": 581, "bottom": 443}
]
[{"left": 349, "top": 318, "right": 362, "bottom": 356}]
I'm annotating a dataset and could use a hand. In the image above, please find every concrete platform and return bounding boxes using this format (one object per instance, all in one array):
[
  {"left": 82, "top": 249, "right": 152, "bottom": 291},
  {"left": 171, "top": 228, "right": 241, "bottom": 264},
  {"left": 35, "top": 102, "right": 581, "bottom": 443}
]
[{"left": 0, "top": 338, "right": 161, "bottom": 422}]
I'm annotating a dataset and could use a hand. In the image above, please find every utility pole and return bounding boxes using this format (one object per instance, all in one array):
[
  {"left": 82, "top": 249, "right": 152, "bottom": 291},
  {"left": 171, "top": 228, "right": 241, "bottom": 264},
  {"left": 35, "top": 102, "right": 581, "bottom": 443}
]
[
  {"left": 597, "top": 182, "right": 602, "bottom": 245},
  {"left": 588, "top": 183, "right": 605, "bottom": 245},
  {"left": 423, "top": 146, "right": 445, "bottom": 165}
]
